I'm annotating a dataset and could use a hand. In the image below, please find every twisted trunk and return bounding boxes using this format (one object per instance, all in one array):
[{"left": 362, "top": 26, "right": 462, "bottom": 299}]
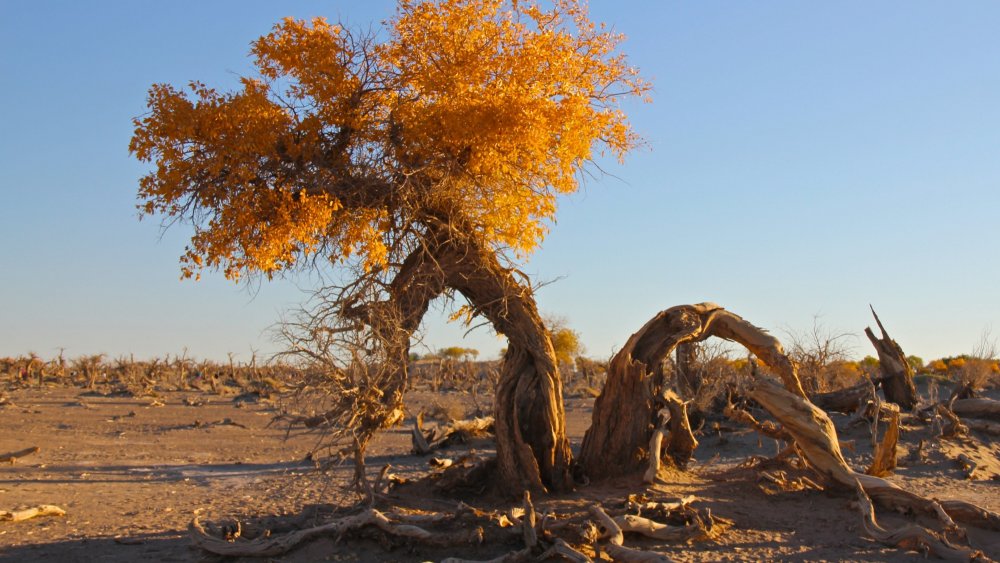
[
  {"left": 429, "top": 223, "right": 572, "bottom": 494},
  {"left": 579, "top": 303, "right": 805, "bottom": 481}
]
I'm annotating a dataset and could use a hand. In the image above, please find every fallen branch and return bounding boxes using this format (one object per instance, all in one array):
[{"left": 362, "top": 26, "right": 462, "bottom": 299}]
[
  {"left": 0, "top": 446, "right": 40, "bottom": 464},
  {"left": 853, "top": 482, "right": 985, "bottom": 562},
  {"left": 614, "top": 513, "right": 705, "bottom": 542},
  {"left": 589, "top": 505, "right": 675, "bottom": 563},
  {"left": 0, "top": 504, "right": 65, "bottom": 522},
  {"left": 191, "top": 508, "right": 483, "bottom": 557}
]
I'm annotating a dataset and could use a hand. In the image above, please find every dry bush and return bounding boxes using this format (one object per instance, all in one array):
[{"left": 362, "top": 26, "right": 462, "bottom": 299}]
[{"left": 784, "top": 317, "right": 856, "bottom": 394}]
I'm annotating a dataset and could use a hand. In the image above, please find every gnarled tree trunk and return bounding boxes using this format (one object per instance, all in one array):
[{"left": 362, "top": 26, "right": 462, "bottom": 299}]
[
  {"left": 864, "top": 307, "right": 918, "bottom": 410},
  {"left": 428, "top": 221, "right": 573, "bottom": 494},
  {"left": 579, "top": 303, "right": 805, "bottom": 481}
]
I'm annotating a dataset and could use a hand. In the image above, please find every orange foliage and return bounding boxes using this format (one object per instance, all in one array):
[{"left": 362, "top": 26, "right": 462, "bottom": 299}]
[{"left": 130, "top": 0, "right": 649, "bottom": 281}]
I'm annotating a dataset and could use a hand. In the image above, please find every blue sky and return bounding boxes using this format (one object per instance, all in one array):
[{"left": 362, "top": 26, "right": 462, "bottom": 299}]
[{"left": 1, "top": 1, "right": 997, "bottom": 363}]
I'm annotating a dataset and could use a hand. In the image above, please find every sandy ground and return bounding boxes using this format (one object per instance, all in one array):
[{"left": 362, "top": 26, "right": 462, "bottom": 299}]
[{"left": 1, "top": 386, "right": 998, "bottom": 562}]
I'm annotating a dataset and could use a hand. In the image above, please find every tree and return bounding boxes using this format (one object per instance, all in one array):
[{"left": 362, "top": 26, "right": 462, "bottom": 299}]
[
  {"left": 546, "top": 316, "right": 583, "bottom": 373},
  {"left": 130, "top": 0, "right": 648, "bottom": 493}
]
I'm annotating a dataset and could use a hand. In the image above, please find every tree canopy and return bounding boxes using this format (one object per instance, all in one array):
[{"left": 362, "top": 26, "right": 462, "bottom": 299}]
[{"left": 130, "top": 0, "right": 648, "bottom": 282}]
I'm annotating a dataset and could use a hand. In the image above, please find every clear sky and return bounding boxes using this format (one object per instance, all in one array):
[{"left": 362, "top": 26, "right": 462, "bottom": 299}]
[{"left": 1, "top": 1, "right": 998, "bottom": 363}]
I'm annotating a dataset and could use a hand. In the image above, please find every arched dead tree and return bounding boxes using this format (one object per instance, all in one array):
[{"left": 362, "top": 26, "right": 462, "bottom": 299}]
[{"left": 579, "top": 303, "right": 806, "bottom": 481}]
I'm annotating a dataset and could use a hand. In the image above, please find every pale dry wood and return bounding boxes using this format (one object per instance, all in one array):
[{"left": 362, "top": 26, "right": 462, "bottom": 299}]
[
  {"left": 662, "top": 391, "right": 697, "bottom": 468},
  {"left": 643, "top": 428, "right": 665, "bottom": 484},
  {"left": 852, "top": 482, "right": 986, "bottom": 562},
  {"left": 866, "top": 403, "right": 899, "bottom": 477},
  {"left": 952, "top": 398, "right": 1000, "bottom": 421},
  {"left": 0, "top": 504, "right": 65, "bottom": 522},
  {"left": 539, "top": 537, "right": 592, "bottom": 563},
  {"left": 750, "top": 378, "right": 1000, "bottom": 532},
  {"left": 589, "top": 505, "right": 675, "bottom": 563},
  {"left": 0, "top": 446, "right": 40, "bottom": 464},
  {"left": 613, "top": 514, "right": 701, "bottom": 542},
  {"left": 411, "top": 412, "right": 432, "bottom": 455},
  {"left": 190, "top": 508, "right": 482, "bottom": 557},
  {"left": 937, "top": 404, "right": 969, "bottom": 438}
]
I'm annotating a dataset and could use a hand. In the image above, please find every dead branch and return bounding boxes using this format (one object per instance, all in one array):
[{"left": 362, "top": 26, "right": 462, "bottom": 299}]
[
  {"left": 749, "top": 378, "right": 1000, "bottom": 534},
  {"left": 0, "top": 446, "right": 40, "bottom": 464},
  {"left": 853, "top": 482, "right": 986, "bottom": 562},
  {"left": 191, "top": 508, "right": 483, "bottom": 557},
  {"left": 613, "top": 514, "right": 705, "bottom": 542},
  {"left": 937, "top": 404, "right": 969, "bottom": 438},
  {"left": 589, "top": 505, "right": 675, "bottom": 563},
  {"left": 0, "top": 504, "right": 65, "bottom": 522},
  {"left": 723, "top": 403, "right": 792, "bottom": 441}
]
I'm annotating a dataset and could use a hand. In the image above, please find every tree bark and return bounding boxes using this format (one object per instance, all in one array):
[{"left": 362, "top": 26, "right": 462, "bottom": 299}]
[
  {"left": 428, "top": 221, "right": 573, "bottom": 494},
  {"left": 579, "top": 304, "right": 805, "bottom": 481},
  {"left": 864, "top": 307, "right": 918, "bottom": 410}
]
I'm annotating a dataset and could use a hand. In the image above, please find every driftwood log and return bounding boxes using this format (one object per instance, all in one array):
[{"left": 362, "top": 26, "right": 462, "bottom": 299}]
[
  {"left": 951, "top": 399, "right": 1000, "bottom": 422},
  {"left": 811, "top": 381, "right": 873, "bottom": 414},
  {"left": 580, "top": 303, "right": 806, "bottom": 480},
  {"left": 864, "top": 307, "right": 918, "bottom": 410}
]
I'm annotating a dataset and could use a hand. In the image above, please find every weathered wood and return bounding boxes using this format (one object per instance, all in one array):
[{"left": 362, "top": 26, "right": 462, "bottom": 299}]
[
  {"left": 864, "top": 307, "right": 918, "bottom": 410},
  {"left": 191, "top": 508, "right": 483, "bottom": 557},
  {"left": 613, "top": 514, "right": 702, "bottom": 542},
  {"left": 810, "top": 382, "right": 873, "bottom": 414},
  {"left": 0, "top": 446, "right": 40, "bottom": 464},
  {"left": 580, "top": 304, "right": 805, "bottom": 480},
  {"left": 0, "top": 504, "right": 65, "bottom": 522},
  {"left": 852, "top": 483, "right": 985, "bottom": 562},
  {"left": 663, "top": 391, "right": 698, "bottom": 468},
  {"left": 589, "top": 505, "right": 675, "bottom": 563},
  {"left": 952, "top": 398, "right": 1000, "bottom": 422},
  {"left": 643, "top": 413, "right": 668, "bottom": 484},
  {"left": 749, "top": 378, "right": 1000, "bottom": 532},
  {"left": 865, "top": 403, "right": 899, "bottom": 477}
]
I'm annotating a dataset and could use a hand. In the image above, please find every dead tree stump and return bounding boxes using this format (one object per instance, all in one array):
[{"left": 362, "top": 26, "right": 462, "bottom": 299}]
[{"left": 864, "top": 306, "right": 918, "bottom": 410}]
